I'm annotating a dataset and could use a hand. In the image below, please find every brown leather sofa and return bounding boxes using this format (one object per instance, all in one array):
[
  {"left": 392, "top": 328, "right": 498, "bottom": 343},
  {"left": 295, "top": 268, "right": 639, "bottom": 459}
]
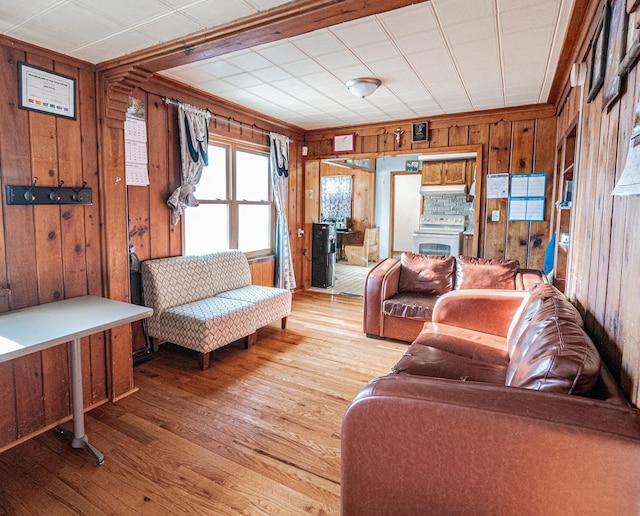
[
  {"left": 364, "top": 253, "right": 547, "bottom": 342},
  {"left": 343, "top": 283, "right": 640, "bottom": 515}
]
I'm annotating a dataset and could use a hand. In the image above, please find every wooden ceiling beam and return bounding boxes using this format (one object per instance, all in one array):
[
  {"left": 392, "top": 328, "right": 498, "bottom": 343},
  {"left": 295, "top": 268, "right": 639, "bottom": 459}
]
[{"left": 96, "top": 0, "right": 429, "bottom": 73}]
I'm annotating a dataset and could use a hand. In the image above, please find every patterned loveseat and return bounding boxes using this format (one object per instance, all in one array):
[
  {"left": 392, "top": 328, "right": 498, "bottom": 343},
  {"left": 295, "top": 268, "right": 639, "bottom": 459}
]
[{"left": 141, "top": 251, "right": 291, "bottom": 369}]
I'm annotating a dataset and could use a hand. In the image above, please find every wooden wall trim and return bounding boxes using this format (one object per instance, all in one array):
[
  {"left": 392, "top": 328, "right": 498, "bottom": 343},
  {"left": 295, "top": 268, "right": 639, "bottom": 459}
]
[
  {"left": 97, "top": 0, "right": 429, "bottom": 73},
  {"left": 304, "top": 103, "right": 557, "bottom": 144}
]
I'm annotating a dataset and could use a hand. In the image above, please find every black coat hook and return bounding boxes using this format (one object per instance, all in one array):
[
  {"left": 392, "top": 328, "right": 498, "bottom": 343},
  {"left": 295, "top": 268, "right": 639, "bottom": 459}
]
[
  {"left": 72, "top": 182, "right": 87, "bottom": 202},
  {"left": 24, "top": 177, "right": 38, "bottom": 202},
  {"left": 49, "top": 180, "right": 65, "bottom": 201}
]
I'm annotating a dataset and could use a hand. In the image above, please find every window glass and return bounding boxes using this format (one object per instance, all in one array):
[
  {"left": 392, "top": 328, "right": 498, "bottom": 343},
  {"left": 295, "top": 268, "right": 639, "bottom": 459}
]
[
  {"left": 238, "top": 204, "right": 271, "bottom": 252},
  {"left": 196, "top": 145, "right": 227, "bottom": 200},
  {"left": 184, "top": 204, "right": 229, "bottom": 255},
  {"left": 236, "top": 151, "right": 269, "bottom": 201}
]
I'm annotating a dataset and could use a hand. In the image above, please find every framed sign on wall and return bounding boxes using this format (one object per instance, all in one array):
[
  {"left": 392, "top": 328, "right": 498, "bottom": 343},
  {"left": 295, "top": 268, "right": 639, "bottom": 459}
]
[
  {"left": 332, "top": 133, "right": 355, "bottom": 153},
  {"left": 18, "top": 62, "right": 76, "bottom": 120},
  {"left": 412, "top": 122, "right": 428, "bottom": 142}
]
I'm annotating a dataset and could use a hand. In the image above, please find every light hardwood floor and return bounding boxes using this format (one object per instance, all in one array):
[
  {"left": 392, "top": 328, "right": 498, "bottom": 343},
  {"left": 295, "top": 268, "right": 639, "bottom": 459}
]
[
  {"left": 0, "top": 291, "right": 406, "bottom": 515},
  {"left": 308, "top": 261, "right": 374, "bottom": 297}
]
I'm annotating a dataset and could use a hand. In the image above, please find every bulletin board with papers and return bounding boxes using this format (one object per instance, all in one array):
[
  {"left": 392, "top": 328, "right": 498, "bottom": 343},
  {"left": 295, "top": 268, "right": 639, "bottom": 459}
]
[{"left": 508, "top": 173, "right": 546, "bottom": 221}]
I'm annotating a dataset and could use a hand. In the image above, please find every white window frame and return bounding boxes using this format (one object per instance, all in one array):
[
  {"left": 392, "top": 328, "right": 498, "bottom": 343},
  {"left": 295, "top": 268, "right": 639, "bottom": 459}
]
[{"left": 184, "top": 138, "right": 275, "bottom": 259}]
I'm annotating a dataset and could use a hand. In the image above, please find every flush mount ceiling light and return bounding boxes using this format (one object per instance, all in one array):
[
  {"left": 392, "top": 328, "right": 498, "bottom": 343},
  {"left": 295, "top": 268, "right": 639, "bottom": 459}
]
[{"left": 346, "top": 77, "right": 382, "bottom": 98}]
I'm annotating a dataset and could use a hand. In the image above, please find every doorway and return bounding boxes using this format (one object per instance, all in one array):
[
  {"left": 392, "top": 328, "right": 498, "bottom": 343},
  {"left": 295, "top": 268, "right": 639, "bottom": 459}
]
[{"left": 390, "top": 172, "right": 422, "bottom": 257}]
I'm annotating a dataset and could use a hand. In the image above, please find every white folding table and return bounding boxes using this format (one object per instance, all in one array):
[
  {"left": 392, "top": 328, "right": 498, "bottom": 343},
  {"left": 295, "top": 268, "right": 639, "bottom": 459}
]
[{"left": 0, "top": 295, "right": 152, "bottom": 464}]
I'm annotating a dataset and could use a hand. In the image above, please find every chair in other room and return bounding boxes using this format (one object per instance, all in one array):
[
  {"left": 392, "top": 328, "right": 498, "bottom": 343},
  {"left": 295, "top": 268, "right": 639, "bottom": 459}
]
[{"left": 345, "top": 227, "right": 379, "bottom": 266}]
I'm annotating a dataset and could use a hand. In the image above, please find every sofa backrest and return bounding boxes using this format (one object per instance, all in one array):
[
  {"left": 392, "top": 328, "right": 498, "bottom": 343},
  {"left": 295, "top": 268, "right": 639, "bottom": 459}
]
[
  {"left": 397, "top": 254, "right": 536, "bottom": 293},
  {"left": 505, "top": 283, "right": 578, "bottom": 353},
  {"left": 505, "top": 288, "right": 600, "bottom": 395},
  {"left": 141, "top": 251, "right": 251, "bottom": 312},
  {"left": 397, "top": 254, "right": 456, "bottom": 294},
  {"left": 454, "top": 256, "right": 520, "bottom": 289}
]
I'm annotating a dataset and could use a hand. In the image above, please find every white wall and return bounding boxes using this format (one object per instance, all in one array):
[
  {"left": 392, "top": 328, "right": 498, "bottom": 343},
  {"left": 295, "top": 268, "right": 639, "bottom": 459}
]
[
  {"left": 393, "top": 174, "right": 422, "bottom": 254},
  {"left": 375, "top": 155, "right": 419, "bottom": 259}
]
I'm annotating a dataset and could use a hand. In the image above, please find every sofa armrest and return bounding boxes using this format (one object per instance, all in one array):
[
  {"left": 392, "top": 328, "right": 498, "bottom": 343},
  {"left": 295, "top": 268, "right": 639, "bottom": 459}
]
[
  {"left": 432, "top": 289, "right": 527, "bottom": 337},
  {"left": 363, "top": 258, "right": 400, "bottom": 336},
  {"left": 342, "top": 375, "right": 640, "bottom": 516},
  {"left": 516, "top": 267, "right": 549, "bottom": 289}
]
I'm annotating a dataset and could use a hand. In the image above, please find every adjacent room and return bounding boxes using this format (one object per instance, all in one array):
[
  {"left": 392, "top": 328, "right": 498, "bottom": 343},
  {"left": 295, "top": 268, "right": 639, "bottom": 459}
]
[{"left": 0, "top": 0, "right": 639, "bottom": 514}]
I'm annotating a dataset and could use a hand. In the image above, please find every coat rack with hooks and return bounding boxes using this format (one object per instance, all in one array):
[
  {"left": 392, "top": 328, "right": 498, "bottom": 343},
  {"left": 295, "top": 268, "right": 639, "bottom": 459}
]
[{"left": 6, "top": 178, "right": 92, "bottom": 205}]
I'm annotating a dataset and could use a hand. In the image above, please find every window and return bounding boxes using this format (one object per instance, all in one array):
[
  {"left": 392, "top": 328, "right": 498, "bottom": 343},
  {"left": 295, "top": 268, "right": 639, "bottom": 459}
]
[
  {"left": 321, "top": 175, "right": 353, "bottom": 221},
  {"left": 184, "top": 141, "right": 274, "bottom": 258}
]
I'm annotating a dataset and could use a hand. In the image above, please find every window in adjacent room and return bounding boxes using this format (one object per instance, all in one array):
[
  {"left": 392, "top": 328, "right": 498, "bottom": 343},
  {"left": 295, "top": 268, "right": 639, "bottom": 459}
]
[
  {"left": 184, "top": 140, "right": 274, "bottom": 258},
  {"left": 321, "top": 175, "right": 353, "bottom": 221}
]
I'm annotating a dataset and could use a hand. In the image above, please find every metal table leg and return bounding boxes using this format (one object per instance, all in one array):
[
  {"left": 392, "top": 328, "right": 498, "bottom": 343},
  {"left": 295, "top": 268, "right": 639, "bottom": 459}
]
[{"left": 69, "top": 337, "right": 104, "bottom": 465}]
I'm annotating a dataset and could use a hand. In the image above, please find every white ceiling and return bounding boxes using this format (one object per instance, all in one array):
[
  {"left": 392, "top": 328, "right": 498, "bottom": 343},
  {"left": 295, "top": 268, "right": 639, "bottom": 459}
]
[{"left": 0, "top": 0, "right": 574, "bottom": 130}]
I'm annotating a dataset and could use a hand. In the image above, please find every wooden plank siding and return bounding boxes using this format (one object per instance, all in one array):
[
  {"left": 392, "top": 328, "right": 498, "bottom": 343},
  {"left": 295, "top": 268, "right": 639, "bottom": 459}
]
[
  {"left": 559, "top": 3, "right": 640, "bottom": 404},
  {"left": 0, "top": 42, "right": 109, "bottom": 450}
]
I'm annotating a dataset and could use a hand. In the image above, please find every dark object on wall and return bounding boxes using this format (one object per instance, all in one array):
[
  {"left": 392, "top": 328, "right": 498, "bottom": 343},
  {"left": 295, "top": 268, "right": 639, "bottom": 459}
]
[
  {"left": 130, "top": 245, "right": 152, "bottom": 361},
  {"left": 603, "top": 0, "right": 627, "bottom": 110},
  {"left": 6, "top": 178, "right": 91, "bottom": 205},
  {"left": 588, "top": 3, "right": 611, "bottom": 103},
  {"left": 312, "top": 222, "right": 336, "bottom": 288},
  {"left": 412, "top": 122, "right": 428, "bottom": 142},
  {"left": 619, "top": 10, "right": 640, "bottom": 75}
]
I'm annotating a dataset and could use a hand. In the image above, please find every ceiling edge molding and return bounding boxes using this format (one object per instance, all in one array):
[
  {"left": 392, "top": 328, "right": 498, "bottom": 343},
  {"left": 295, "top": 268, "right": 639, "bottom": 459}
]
[{"left": 101, "top": 66, "right": 154, "bottom": 127}]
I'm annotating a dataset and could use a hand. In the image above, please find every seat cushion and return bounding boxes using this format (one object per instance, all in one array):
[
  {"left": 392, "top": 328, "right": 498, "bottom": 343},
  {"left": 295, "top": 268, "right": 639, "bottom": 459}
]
[
  {"left": 414, "top": 322, "right": 510, "bottom": 365},
  {"left": 218, "top": 285, "right": 292, "bottom": 328},
  {"left": 382, "top": 292, "right": 439, "bottom": 320},
  {"left": 391, "top": 344, "right": 507, "bottom": 385},
  {"left": 148, "top": 297, "right": 256, "bottom": 353},
  {"left": 455, "top": 256, "right": 520, "bottom": 290},
  {"left": 398, "top": 253, "right": 455, "bottom": 295}
]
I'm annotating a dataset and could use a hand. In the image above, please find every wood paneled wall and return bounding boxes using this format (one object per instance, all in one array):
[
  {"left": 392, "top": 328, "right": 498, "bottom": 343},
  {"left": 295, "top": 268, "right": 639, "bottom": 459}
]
[
  {"left": 0, "top": 40, "right": 110, "bottom": 450},
  {"left": 304, "top": 106, "right": 557, "bottom": 270},
  {"left": 561, "top": 1, "right": 640, "bottom": 405}
]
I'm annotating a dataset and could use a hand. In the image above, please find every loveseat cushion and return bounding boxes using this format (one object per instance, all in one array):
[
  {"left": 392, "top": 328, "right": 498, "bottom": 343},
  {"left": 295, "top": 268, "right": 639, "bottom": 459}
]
[
  {"left": 148, "top": 296, "right": 256, "bottom": 353},
  {"left": 218, "top": 285, "right": 292, "bottom": 328},
  {"left": 398, "top": 253, "right": 455, "bottom": 295},
  {"left": 382, "top": 292, "right": 439, "bottom": 320},
  {"left": 455, "top": 256, "right": 519, "bottom": 290},
  {"left": 506, "top": 313, "right": 601, "bottom": 395},
  {"left": 392, "top": 344, "right": 507, "bottom": 384}
]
